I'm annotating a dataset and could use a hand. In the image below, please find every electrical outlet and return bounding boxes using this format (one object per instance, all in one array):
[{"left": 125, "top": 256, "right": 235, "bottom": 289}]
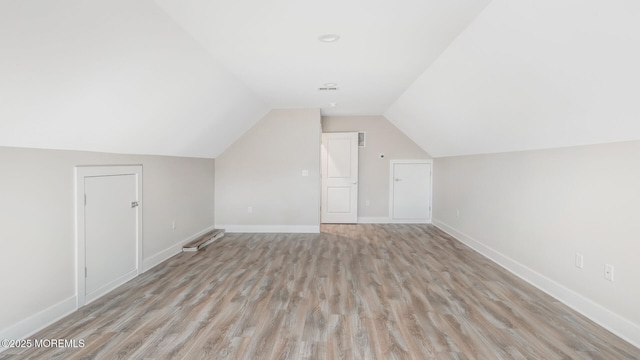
[
  {"left": 604, "top": 264, "right": 614, "bottom": 281},
  {"left": 365, "top": 200, "right": 370, "bottom": 206},
  {"left": 456, "top": 209, "right": 460, "bottom": 217},
  {"left": 575, "top": 253, "right": 583, "bottom": 269},
  {"left": 172, "top": 220, "right": 176, "bottom": 230}
]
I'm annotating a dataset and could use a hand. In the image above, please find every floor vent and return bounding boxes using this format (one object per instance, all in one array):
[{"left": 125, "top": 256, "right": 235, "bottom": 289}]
[{"left": 182, "top": 229, "right": 225, "bottom": 252}]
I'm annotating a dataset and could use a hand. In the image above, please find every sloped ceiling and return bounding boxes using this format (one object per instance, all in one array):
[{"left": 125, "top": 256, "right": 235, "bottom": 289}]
[
  {"left": 0, "top": 0, "right": 268, "bottom": 158},
  {"left": 386, "top": 0, "right": 640, "bottom": 157},
  {"left": 2, "top": 1, "right": 639, "bottom": 158}
]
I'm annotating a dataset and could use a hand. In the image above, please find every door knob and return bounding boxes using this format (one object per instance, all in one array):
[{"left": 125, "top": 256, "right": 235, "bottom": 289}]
[{"left": 395, "top": 178, "right": 403, "bottom": 182}]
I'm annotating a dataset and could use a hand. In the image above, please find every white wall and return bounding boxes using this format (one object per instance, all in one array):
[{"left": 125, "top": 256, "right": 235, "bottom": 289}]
[
  {"left": 215, "top": 109, "right": 321, "bottom": 232},
  {"left": 0, "top": 146, "right": 215, "bottom": 340},
  {"left": 321, "top": 116, "right": 430, "bottom": 220},
  {"left": 433, "top": 141, "right": 640, "bottom": 346}
]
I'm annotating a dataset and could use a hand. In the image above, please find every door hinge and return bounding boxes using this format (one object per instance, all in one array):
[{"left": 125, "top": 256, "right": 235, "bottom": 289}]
[
  {"left": 84, "top": 194, "right": 86, "bottom": 205},
  {"left": 131, "top": 201, "right": 139, "bottom": 208},
  {"left": 85, "top": 267, "right": 87, "bottom": 278}
]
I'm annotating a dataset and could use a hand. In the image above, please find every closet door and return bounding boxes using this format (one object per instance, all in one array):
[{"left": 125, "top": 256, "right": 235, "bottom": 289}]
[{"left": 391, "top": 161, "right": 431, "bottom": 223}]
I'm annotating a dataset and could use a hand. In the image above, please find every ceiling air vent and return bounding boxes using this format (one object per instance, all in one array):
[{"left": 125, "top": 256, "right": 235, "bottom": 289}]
[{"left": 318, "top": 87, "right": 339, "bottom": 91}]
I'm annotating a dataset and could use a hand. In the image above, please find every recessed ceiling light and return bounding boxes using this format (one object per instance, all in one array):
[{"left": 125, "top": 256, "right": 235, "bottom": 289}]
[
  {"left": 318, "top": 34, "right": 340, "bottom": 43},
  {"left": 324, "top": 83, "right": 338, "bottom": 87},
  {"left": 329, "top": 103, "right": 337, "bottom": 107}
]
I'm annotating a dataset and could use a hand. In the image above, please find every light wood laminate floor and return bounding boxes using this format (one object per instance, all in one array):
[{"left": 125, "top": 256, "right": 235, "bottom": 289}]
[{"left": 2, "top": 224, "right": 638, "bottom": 359}]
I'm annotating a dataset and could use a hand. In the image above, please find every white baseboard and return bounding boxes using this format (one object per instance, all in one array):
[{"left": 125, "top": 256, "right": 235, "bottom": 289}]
[
  {"left": 357, "top": 217, "right": 431, "bottom": 224},
  {"left": 390, "top": 218, "right": 431, "bottom": 224},
  {"left": 433, "top": 218, "right": 640, "bottom": 349},
  {"left": 217, "top": 225, "right": 320, "bottom": 233},
  {"left": 143, "top": 224, "right": 217, "bottom": 272},
  {"left": 357, "top": 217, "right": 391, "bottom": 223},
  {"left": 0, "top": 296, "right": 76, "bottom": 353}
]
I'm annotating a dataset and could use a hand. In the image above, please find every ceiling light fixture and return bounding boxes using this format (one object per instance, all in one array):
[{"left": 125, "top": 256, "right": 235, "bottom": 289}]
[
  {"left": 318, "top": 34, "right": 340, "bottom": 43},
  {"left": 329, "top": 103, "right": 337, "bottom": 107},
  {"left": 323, "top": 83, "right": 338, "bottom": 87}
]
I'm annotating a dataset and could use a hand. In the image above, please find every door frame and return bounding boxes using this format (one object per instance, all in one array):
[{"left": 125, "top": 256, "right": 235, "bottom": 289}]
[
  {"left": 74, "top": 165, "right": 143, "bottom": 308},
  {"left": 389, "top": 159, "right": 433, "bottom": 224}
]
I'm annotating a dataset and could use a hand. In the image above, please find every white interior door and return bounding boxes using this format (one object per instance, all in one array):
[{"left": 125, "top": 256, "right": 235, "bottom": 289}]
[
  {"left": 321, "top": 132, "right": 358, "bottom": 223},
  {"left": 76, "top": 166, "right": 142, "bottom": 306},
  {"left": 391, "top": 160, "right": 432, "bottom": 223}
]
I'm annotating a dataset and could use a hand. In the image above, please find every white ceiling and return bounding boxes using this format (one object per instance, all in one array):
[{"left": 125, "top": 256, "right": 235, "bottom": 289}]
[
  {"left": 154, "top": 0, "right": 491, "bottom": 116},
  {"left": 2, "top": 0, "right": 639, "bottom": 158}
]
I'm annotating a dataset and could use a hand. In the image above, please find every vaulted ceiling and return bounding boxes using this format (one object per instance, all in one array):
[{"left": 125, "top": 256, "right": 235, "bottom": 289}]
[
  {"left": 154, "top": 0, "right": 491, "bottom": 117},
  {"left": 1, "top": 0, "right": 639, "bottom": 158}
]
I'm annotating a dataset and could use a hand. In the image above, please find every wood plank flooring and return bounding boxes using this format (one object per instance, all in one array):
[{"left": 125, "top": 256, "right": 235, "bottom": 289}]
[{"left": 2, "top": 224, "right": 638, "bottom": 359}]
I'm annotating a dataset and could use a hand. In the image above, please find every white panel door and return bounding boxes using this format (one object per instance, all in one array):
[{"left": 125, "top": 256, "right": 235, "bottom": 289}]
[
  {"left": 321, "top": 132, "right": 358, "bottom": 223},
  {"left": 84, "top": 174, "right": 138, "bottom": 303},
  {"left": 391, "top": 161, "right": 432, "bottom": 222}
]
